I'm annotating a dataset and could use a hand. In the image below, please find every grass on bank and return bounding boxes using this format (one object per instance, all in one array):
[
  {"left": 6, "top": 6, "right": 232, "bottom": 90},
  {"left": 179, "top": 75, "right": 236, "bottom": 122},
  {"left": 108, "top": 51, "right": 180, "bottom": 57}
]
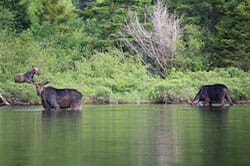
[
  {"left": 0, "top": 30, "right": 249, "bottom": 105},
  {"left": 1, "top": 56, "right": 249, "bottom": 104}
]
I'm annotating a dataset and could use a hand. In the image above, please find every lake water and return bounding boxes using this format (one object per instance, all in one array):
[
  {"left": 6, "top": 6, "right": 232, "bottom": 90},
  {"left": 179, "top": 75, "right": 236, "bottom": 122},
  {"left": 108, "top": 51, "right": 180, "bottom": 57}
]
[{"left": 0, "top": 104, "right": 250, "bottom": 166}]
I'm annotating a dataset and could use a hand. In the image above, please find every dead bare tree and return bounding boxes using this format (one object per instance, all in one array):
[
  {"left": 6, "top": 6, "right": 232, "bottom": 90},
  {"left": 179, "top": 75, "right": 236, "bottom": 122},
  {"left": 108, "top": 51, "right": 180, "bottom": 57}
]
[
  {"left": 121, "top": 0, "right": 183, "bottom": 78},
  {"left": 0, "top": 93, "right": 10, "bottom": 106}
]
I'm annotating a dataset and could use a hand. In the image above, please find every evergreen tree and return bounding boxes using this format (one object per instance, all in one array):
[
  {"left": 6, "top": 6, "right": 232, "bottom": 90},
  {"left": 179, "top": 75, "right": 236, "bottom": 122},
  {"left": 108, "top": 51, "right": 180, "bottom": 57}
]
[
  {"left": 0, "top": 0, "right": 31, "bottom": 31},
  {"left": 0, "top": 7, "right": 15, "bottom": 30},
  {"left": 212, "top": 0, "right": 250, "bottom": 71},
  {"left": 27, "top": 0, "right": 74, "bottom": 35},
  {"left": 164, "top": 0, "right": 227, "bottom": 32},
  {"left": 164, "top": 0, "right": 249, "bottom": 71},
  {"left": 76, "top": 0, "right": 152, "bottom": 50}
]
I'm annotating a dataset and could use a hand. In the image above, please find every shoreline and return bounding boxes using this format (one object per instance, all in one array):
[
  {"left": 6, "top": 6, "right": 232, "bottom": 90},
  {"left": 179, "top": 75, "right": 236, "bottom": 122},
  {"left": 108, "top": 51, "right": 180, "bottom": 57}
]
[{"left": 1, "top": 99, "right": 250, "bottom": 107}]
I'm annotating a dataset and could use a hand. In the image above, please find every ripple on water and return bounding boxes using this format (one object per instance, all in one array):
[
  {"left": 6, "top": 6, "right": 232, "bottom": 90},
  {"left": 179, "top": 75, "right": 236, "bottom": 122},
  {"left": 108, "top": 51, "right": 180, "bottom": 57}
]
[{"left": 11, "top": 107, "right": 43, "bottom": 112}]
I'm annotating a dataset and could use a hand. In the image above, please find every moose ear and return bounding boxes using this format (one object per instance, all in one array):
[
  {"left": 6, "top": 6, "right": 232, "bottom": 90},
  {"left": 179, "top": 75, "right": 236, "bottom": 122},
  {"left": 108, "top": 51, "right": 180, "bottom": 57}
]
[
  {"left": 32, "top": 82, "right": 39, "bottom": 86},
  {"left": 36, "top": 80, "right": 50, "bottom": 86},
  {"left": 43, "top": 79, "right": 51, "bottom": 85}
]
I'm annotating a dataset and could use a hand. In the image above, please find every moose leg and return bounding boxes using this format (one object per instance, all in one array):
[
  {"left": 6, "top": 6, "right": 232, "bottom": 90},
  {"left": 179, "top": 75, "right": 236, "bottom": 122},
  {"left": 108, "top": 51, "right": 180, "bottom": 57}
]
[
  {"left": 203, "top": 97, "right": 211, "bottom": 106},
  {"left": 71, "top": 99, "right": 82, "bottom": 111},
  {"left": 72, "top": 105, "right": 81, "bottom": 111},
  {"left": 52, "top": 103, "right": 60, "bottom": 111},
  {"left": 220, "top": 92, "right": 226, "bottom": 107},
  {"left": 49, "top": 98, "right": 60, "bottom": 111},
  {"left": 41, "top": 99, "right": 51, "bottom": 111},
  {"left": 225, "top": 90, "right": 233, "bottom": 106}
]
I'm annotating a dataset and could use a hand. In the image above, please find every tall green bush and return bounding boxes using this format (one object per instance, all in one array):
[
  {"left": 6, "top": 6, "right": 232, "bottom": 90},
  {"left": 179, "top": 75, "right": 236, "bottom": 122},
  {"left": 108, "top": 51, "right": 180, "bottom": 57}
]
[{"left": 148, "top": 68, "right": 250, "bottom": 103}]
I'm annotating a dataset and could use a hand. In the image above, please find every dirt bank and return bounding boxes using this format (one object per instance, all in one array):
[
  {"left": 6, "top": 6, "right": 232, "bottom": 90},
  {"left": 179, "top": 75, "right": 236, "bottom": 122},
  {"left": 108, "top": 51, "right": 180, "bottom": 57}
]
[{"left": 1, "top": 98, "right": 250, "bottom": 107}]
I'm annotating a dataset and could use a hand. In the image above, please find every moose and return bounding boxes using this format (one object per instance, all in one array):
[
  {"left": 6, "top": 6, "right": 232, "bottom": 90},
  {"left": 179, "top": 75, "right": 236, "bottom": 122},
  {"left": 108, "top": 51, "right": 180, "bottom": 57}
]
[
  {"left": 14, "top": 66, "right": 41, "bottom": 84},
  {"left": 192, "top": 84, "right": 233, "bottom": 107},
  {"left": 33, "top": 80, "right": 83, "bottom": 111}
]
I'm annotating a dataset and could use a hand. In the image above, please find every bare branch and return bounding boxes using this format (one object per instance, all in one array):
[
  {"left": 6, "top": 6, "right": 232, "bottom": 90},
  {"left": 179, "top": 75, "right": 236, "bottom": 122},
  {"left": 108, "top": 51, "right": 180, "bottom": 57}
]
[
  {"left": 120, "top": 0, "right": 183, "bottom": 78},
  {"left": 0, "top": 93, "right": 10, "bottom": 105}
]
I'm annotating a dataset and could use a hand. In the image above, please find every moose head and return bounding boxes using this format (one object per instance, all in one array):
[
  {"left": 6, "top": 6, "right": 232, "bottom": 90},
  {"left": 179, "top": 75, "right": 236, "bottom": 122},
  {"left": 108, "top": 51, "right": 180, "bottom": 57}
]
[
  {"left": 32, "top": 66, "right": 41, "bottom": 76},
  {"left": 33, "top": 79, "right": 50, "bottom": 96}
]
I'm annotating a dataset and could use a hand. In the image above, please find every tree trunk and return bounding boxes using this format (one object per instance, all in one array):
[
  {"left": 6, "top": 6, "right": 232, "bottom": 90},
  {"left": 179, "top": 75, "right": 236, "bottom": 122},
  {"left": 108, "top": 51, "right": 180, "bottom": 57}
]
[
  {"left": 76, "top": 0, "right": 95, "bottom": 10},
  {"left": 76, "top": 0, "right": 80, "bottom": 9},
  {"left": 0, "top": 93, "right": 10, "bottom": 106}
]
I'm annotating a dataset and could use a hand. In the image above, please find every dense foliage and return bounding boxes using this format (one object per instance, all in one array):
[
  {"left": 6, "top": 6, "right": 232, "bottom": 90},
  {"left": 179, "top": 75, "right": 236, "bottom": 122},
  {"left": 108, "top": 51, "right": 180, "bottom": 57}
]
[
  {"left": 165, "top": 0, "right": 250, "bottom": 71},
  {"left": 0, "top": 0, "right": 249, "bottom": 104}
]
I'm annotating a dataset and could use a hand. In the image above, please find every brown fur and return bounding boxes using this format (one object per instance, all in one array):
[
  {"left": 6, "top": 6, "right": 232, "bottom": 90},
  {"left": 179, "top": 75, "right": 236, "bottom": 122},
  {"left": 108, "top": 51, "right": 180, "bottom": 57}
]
[
  {"left": 58, "top": 96, "right": 71, "bottom": 108},
  {"left": 192, "top": 84, "right": 233, "bottom": 107},
  {"left": 33, "top": 80, "right": 82, "bottom": 111},
  {"left": 14, "top": 66, "right": 41, "bottom": 84}
]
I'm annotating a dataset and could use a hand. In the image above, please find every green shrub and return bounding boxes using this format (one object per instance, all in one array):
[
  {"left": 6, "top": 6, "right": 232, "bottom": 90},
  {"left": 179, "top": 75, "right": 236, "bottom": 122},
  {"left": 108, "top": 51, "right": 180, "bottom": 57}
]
[
  {"left": 0, "top": 28, "right": 249, "bottom": 104},
  {"left": 93, "top": 87, "right": 112, "bottom": 102},
  {"left": 148, "top": 68, "right": 250, "bottom": 103}
]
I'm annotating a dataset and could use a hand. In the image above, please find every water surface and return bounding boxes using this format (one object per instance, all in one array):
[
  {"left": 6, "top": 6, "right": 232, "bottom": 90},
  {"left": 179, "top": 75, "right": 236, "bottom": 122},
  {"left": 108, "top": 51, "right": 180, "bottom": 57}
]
[{"left": 0, "top": 104, "right": 250, "bottom": 166}]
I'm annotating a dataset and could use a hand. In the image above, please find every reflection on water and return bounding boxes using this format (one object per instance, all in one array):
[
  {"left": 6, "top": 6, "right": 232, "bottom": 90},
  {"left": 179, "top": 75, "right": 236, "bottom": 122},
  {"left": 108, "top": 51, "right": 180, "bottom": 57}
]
[
  {"left": 198, "top": 105, "right": 230, "bottom": 112},
  {"left": 0, "top": 104, "right": 250, "bottom": 166},
  {"left": 41, "top": 110, "right": 82, "bottom": 119}
]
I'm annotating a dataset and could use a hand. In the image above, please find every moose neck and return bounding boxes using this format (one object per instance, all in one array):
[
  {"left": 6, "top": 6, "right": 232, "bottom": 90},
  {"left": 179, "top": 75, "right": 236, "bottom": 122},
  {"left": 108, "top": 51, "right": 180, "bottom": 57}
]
[
  {"left": 36, "top": 86, "right": 45, "bottom": 97},
  {"left": 31, "top": 70, "right": 37, "bottom": 77},
  {"left": 24, "top": 70, "right": 36, "bottom": 79}
]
